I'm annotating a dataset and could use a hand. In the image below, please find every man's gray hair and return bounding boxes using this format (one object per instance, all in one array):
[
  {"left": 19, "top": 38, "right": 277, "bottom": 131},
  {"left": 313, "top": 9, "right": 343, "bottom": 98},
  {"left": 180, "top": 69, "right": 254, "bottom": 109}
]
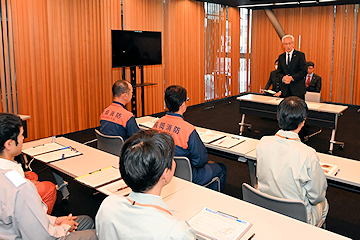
[{"left": 282, "top": 35, "right": 294, "bottom": 43}]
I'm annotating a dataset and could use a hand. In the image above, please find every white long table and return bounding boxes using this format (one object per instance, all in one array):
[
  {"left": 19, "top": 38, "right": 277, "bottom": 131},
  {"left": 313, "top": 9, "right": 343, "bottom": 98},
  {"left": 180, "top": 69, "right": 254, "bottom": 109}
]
[
  {"left": 237, "top": 94, "right": 348, "bottom": 153},
  {"left": 165, "top": 180, "right": 351, "bottom": 240},
  {"left": 22, "top": 137, "right": 191, "bottom": 199},
  {"left": 247, "top": 148, "right": 360, "bottom": 188}
]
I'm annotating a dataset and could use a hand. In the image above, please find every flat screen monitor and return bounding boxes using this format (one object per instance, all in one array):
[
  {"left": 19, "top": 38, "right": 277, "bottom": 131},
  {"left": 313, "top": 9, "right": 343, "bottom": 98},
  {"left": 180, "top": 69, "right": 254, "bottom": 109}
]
[{"left": 112, "top": 30, "right": 162, "bottom": 68}]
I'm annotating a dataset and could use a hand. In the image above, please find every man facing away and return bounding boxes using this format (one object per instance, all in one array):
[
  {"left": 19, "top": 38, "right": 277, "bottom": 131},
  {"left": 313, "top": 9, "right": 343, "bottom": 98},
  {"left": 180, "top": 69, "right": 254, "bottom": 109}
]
[
  {"left": 0, "top": 113, "right": 97, "bottom": 240},
  {"left": 276, "top": 35, "right": 308, "bottom": 99},
  {"left": 100, "top": 80, "right": 140, "bottom": 141},
  {"left": 95, "top": 130, "right": 196, "bottom": 239},
  {"left": 256, "top": 97, "right": 329, "bottom": 226},
  {"left": 152, "top": 85, "right": 226, "bottom": 191},
  {"left": 305, "top": 61, "right": 322, "bottom": 93}
]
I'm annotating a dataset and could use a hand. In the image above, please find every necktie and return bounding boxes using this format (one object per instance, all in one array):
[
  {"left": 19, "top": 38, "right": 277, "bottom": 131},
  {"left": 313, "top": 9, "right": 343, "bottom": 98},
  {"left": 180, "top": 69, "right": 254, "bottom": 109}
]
[
  {"left": 287, "top": 53, "right": 291, "bottom": 71},
  {"left": 306, "top": 75, "right": 311, "bottom": 87}
]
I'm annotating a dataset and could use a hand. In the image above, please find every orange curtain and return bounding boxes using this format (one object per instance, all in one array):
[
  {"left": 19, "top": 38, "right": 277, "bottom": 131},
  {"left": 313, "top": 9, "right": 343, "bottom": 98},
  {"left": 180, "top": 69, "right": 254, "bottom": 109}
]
[
  {"left": 164, "top": 0, "right": 205, "bottom": 105},
  {"left": 123, "top": 0, "right": 164, "bottom": 116},
  {"left": 12, "top": 0, "right": 104, "bottom": 140},
  {"left": 228, "top": 7, "right": 241, "bottom": 96},
  {"left": 251, "top": 5, "right": 360, "bottom": 105}
]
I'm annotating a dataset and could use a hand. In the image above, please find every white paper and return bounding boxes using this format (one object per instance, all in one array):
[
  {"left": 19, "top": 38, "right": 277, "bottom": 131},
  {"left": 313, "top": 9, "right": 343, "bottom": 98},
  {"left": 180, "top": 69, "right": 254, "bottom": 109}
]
[
  {"left": 268, "top": 98, "right": 283, "bottom": 104},
  {"left": 210, "top": 136, "right": 245, "bottom": 149},
  {"left": 97, "top": 179, "right": 132, "bottom": 196},
  {"left": 189, "top": 208, "right": 252, "bottom": 240},
  {"left": 319, "top": 162, "right": 338, "bottom": 176},
  {"left": 139, "top": 118, "right": 159, "bottom": 129},
  {"left": 199, "top": 130, "right": 225, "bottom": 144},
  {"left": 22, "top": 142, "right": 65, "bottom": 156},
  {"left": 35, "top": 148, "right": 82, "bottom": 163},
  {"left": 75, "top": 166, "right": 121, "bottom": 188},
  {"left": 306, "top": 102, "right": 322, "bottom": 109}
]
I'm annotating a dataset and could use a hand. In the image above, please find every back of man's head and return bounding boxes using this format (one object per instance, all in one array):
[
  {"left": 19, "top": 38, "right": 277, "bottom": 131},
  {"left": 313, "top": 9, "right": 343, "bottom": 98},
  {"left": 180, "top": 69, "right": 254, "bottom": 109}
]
[
  {"left": 277, "top": 96, "right": 308, "bottom": 131},
  {"left": 112, "top": 80, "right": 131, "bottom": 98},
  {"left": 120, "top": 129, "right": 174, "bottom": 192},
  {"left": 165, "top": 85, "right": 187, "bottom": 112},
  {"left": 0, "top": 113, "right": 22, "bottom": 154}
]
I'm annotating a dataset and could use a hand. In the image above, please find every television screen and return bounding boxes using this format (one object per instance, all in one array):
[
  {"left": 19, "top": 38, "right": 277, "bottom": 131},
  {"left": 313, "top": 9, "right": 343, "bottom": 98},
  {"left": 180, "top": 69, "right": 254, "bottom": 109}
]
[{"left": 112, "top": 30, "right": 162, "bottom": 68}]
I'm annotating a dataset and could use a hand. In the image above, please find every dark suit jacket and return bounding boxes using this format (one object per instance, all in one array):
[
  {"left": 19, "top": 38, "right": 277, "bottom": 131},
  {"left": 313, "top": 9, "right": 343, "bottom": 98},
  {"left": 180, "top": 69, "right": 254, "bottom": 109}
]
[
  {"left": 306, "top": 73, "right": 322, "bottom": 93},
  {"left": 265, "top": 70, "right": 281, "bottom": 92},
  {"left": 276, "top": 49, "right": 307, "bottom": 98}
]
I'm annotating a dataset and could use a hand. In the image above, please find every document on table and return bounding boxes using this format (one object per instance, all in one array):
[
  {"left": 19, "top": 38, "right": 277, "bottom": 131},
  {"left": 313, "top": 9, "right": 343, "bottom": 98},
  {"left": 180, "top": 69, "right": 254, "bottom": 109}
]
[
  {"left": 139, "top": 118, "right": 159, "bottom": 129},
  {"left": 188, "top": 207, "right": 252, "bottom": 240},
  {"left": 210, "top": 136, "right": 245, "bottom": 149},
  {"left": 22, "top": 142, "right": 65, "bottom": 156},
  {"left": 97, "top": 179, "right": 132, "bottom": 196},
  {"left": 268, "top": 98, "right": 283, "bottom": 104},
  {"left": 75, "top": 166, "right": 121, "bottom": 188},
  {"left": 306, "top": 102, "right": 322, "bottom": 109},
  {"left": 320, "top": 162, "right": 338, "bottom": 176},
  {"left": 263, "top": 89, "right": 276, "bottom": 95},
  {"left": 199, "top": 130, "right": 225, "bottom": 144},
  {"left": 34, "top": 148, "right": 82, "bottom": 163}
]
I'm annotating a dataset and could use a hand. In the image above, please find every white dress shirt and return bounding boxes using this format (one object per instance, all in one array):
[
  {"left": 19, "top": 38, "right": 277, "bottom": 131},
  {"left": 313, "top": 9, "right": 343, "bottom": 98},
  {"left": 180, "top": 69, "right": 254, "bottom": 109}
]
[
  {"left": 96, "top": 191, "right": 196, "bottom": 240},
  {"left": 256, "top": 130, "right": 328, "bottom": 225}
]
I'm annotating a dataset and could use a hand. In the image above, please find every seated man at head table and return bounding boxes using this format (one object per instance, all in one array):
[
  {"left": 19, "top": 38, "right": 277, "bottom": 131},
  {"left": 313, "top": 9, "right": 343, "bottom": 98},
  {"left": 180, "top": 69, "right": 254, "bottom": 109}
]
[
  {"left": 152, "top": 85, "right": 227, "bottom": 191},
  {"left": 0, "top": 113, "right": 97, "bottom": 240},
  {"left": 256, "top": 96, "right": 329, "bottom": 226},
  {"left": 100, "top": 79, "right": 140, "bottom": 141},
  {"left": 95, "top": 129, "right": 196, "bottom": 239},
  {"left": 305, "top": 61, "right": 322, "bottom": 93},
  {"left": 264, "top": 59, "right": 282, "bottom": 97}
]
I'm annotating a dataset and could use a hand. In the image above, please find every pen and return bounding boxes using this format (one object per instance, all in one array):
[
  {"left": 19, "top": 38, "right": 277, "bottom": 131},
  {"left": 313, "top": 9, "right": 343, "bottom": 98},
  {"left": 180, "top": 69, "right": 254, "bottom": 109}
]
[
  {"left": 33, "top": 144, "right": 45, "bottom": 148},
  {"left": 218, "top": 139, "right": 225, "bottom": 145},
  {"left": 248, "top": 233, "right": 255, "bottom": 240},
  {"left": 117, "top": 186, "right": 129, "bottom": 191},
  {"left": 334, "top": 169, "right": 340, "bottom": 176},
  {"left": 60, "top": 146, "right": 71, "bottom": 150}
]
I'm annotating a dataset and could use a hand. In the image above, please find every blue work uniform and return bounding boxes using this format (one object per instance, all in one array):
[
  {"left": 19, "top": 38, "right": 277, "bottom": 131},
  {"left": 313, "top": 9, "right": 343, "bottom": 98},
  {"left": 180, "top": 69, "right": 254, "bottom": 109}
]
[{"left": 100, "top": 101, "right": 140, "bottom": 141}]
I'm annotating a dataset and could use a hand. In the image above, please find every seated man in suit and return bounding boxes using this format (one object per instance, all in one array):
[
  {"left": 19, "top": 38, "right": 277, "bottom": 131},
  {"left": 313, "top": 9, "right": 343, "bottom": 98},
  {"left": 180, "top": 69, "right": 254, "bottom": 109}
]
[
  {"left": 95, "top": 130, "right": 196, "bottom": 239},
  {"left": 265, "top": 59, "right": 282, "bottom": 97},
  {"left": 100, "top": 80, "right": 140, "bottom": 141},
  {"left": 0, "top": 113, "right": 97, "bottom": 240},
  {"left": 256, "top": 97, "right": 329, "bottom": 226},
  {"left": 276, "top": 35, "right": 308, "bottom": 99},
  {"left": 305, "top": 61, "right": 322, "bottom": 93},
  {"left": 152, "top": 85, "right": 226, "bottom": 191}
]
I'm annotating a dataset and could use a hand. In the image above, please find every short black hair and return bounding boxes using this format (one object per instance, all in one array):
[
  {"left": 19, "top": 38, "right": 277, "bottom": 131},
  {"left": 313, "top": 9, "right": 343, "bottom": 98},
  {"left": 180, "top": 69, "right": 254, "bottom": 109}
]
[
  {"left": 0, "top": 113, "right": 22, "bottom": 154},
  {"left": 274, "top": 59, "right": 279, "bottom": 64},
  {"left": 112, "top": 80, "right": 131, "bottom": 98},
  {"left": 277, "top": 97, "right": 308, "bottom": 131},
  {"left": 120, "top": 129, "right": 175, "bottom": 193},
  {"left": 307, "top": 61, "right": 314, "bottom": 67},
  {"left": 165, "top": 85, "right": 187, "bottom": 112}
]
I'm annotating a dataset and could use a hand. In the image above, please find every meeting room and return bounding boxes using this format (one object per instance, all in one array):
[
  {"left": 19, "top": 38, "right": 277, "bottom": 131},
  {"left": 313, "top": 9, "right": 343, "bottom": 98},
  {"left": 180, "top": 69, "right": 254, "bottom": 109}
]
[{"left": 1, "top": 0, "right": 360, "bottom": 239}]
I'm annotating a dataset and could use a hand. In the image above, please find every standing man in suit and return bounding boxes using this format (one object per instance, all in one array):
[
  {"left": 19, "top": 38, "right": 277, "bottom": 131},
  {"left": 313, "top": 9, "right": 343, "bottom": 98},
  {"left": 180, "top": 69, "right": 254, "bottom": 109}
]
[
  {"left": 305, "top": 61, "right": 322, "bottom": 93},
  {"left": 276, "top": 35, "right": 307, "bottom": 99}
]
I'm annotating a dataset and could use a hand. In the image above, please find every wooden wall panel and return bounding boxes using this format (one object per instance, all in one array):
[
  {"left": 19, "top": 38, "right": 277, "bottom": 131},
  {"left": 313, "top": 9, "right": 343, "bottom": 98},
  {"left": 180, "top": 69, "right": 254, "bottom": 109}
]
[
  {"left": 123, "top": 0, "right": 164, "bottom": 115},
  {"left": 228, "top": 7, "right": 241, "bottom": 96},
  {"left": 251, "top": 5, "right": 359, "bottom": 105},
  {"left": 164, "top": 0, "right": 205, "bottom": 106},
  {"left": 12, "top": 0, "right": 104, "bottom": 140}
]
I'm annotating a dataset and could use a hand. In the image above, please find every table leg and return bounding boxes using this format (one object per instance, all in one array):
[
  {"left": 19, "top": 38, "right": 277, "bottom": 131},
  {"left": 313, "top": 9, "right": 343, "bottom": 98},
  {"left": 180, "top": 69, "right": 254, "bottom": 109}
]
[
  {"left": 52, "top": 171, "right": 70, "bottom": 203},
  {"left": 247, "top": 159, "right": 257, "bottom": 188},
  {"left": 329, "top": 113, "right": 345, "bottom": 154},
  {"left": 239, "top": 114, "right": 246, "bottom": 135}
]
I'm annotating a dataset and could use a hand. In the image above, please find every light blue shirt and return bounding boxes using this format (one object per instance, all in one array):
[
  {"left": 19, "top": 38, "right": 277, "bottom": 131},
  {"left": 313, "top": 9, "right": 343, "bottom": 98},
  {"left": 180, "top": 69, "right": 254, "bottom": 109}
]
[{"left": 96, "top": 191, "right": 196, "bottom": 240}]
